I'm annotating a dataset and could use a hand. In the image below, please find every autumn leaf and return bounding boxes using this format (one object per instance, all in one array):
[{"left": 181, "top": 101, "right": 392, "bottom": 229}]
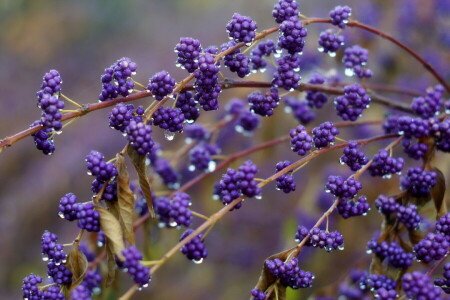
[{"left": 116, "top": 154, "right": 136, "bottom": 245}]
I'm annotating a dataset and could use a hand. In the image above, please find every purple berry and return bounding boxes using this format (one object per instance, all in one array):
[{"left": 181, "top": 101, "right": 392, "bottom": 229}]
[
  {"left": 58, "top": 193, "right": 79, "bottom": 221},
  {"left": 225, "top": 53, "right": 251, "bottom": 78},
  {"left": 85, "top": 150, "right": 118, "bottom": 183},
  {"left": 265, "top": 257, "right": 314, "bottom": 289},
  {"left": 248, "top": 87, "right": 280, "bottom": 117},
  {"left": 272, "top": 0, "right": 299, "bottom": 24},
  {"left": 41, "top": 231, "right": 67, "bottom": 265},
  {"left": 368, "top": 149, "right": 404, "bottom": 178},
  {"left": 194, "top": 53, "right": 222, "bottom": 111},
  {"left": 325, "top": 176, "right": 362, "bottom": 200},
  {"left": 251, "top": 288, "right": 267, "bottom": 300},
  {"left": 31, "top": 121, "right": 56, "bottom": 155},
  {"left": 273, "top": 54, "right": 301, "bottom": 91},
  {"left": 312, "top": 121, "right": 340, "bottom": 148},
  {"left": 329, "top": 5, "right": 352, "bottom": 29},
  {"left": 126, "top": 120, "right": 155, "bottom": 155},
  {"left": 76, "top": 203, "right": 100, "bottom": 232},
  {"left": 236, "top": 111, "right": 260, "bottom": 134},
  {"left": 275, "top": 160, "right": 296, "bottom": 193},
  {"left": 41, "top": 285, "right": 64, "bottom": 300},
  {"left": 402, "top": 271, "right": 442, "bottom": 299},
  {"left": 189, "top": 143, "right": 219, "bottom": 172},
  {"left": 402, "top": 139, "right": 428, "bottom": 160},
  {"left": 411, "top": 85, "right": 444, "bottom": 118},
  {"left": 436, "top": 213, "right": 450, "bottom": 238},
  {"left": 309, "top": 227, "right": 345, "bottom": 252},
  {"left": 397, "top": 204, "right": 421, "bottom": 230},
  {"left": 184, "top": 123, "right": 210, "bottom": 142},
  {"left": 226, "top": 13, "right": 257, "bottom": 44},
  {"left": 250, "top": 40, "right": 276, "bottom": 71},
  {"left": 70, "top": 285, "right": 91, "bottom": 300},
  {"left": 152, "top": 107, "right": 185, "bottom": 133},
  {"left": 374, "top": 194, "right": 399, "bottom": 216},
  {"left": 342, "top": 45, "right": 372, "bottom": 78},
  {"left": 175, "top": 91, "right": 200, "bottom": 122},
  {"left": 434, "top": 263, "right": 450, "bottom": 294},
  {"left": 318, "top": 30, "right": 344, "bottom": 55},
  {"left": 99, "top": 57, "right": 137, "bottom": 101},
  {"left": 216, "top": 168, "right": 243, "bottom": 210},
  {"left": 37, "top": 69, "right": 62, "bottom": 99},
  {"left": 400, "top": 167, "right": 437, "bottom": 197},
  {"left": 337, "top": 196, "right": 370, "bottom": 219},
  {"left": 290, "top": 125, "right": 313, "bottom": 156},
  {"left": 278, "top": 16, "right": 308, "bottom": 55},
  {"left": 334, "top": 84, "right": 371, "bottom": 121},
  {"left": 91, "top": 179, "right": 117, "bottom": 202},
  {"left": 148, "top": 71, "right": 176, "bottom": 101},
  {"left": 340, "top": 142, "right": 368, "bottom": 171},
  {"left": 180, "top": 229, "right": 208, "bottom": 262},
  {"left": 121, "top": 246, "right": 151, "bottom": 287},
  {"left": 47, "top": 261, "right": 72, "bottom": 285},
  {"left": 108, "top": 103, "right": 143, "bottom": 132},
  {"left": 397, "top": 116, "right": 430, "bottom": 138},
  {"left": 431, "top": 118, "right": 450, "bottom": 152},
  {"left": 414, "top": 232, "right": 449, "bottom": 263},
  {"left": 38, "top": 93, "right": 64, "bottom": 132},
  {"left": 236, "top": 160, "right": 261, "bottom": 198},
  {"left": 22, "top": 274, "right": 43, "bottom": 300},
  {"left": 175, "top": 37, "right": 202, "bottom": 73}
]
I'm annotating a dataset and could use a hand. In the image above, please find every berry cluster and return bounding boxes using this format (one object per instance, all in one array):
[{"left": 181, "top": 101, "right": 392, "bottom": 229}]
[
  {"left": 154, "top": 193, "right": 192, "bottom": 228},
  {"left": 284, "top": 97, "right": 316, "bottom": 125},
  {"left": 312, "top": 121, "right": 339, "bottom": 148},
  {"left": 236, "top": 111, "right": 260, "bottom": 134},
  {"left": 250, "top": 40, "right": 276, "bottom": 71},
  {"left": 318, "top": 30, "right": 344, "bottom": 56},
  {"left": 401, "top": 167, "right": 437, "bottom": 197},
  {"left": 152, "top": 107, "right": 185, "bottom": 133},
  {"left": 275, "top": 160, "right": 296, "bottom": 193},
  {"left": 248, "top": 87, "right": 280, "bottom": 117},
  {"left": 184, "top": 123, "right": 209, "bottom": 142},
  {"left": 85, "top": 150, "right": 118, "bottom": 183},
  {"left": 226, "top": 13, "right": 257, "bottom": 44},
  {"left": 368, "top": 149, "right": 404, "bottom": 178},
  {"left": 278, "top": 16, "right": 308, "bottom": 55},
  {"left": 290, "top": 125, "right": 313, "bottom": 156},
  {"left": 397, "top": 116, "right": 430, "bottom": 138},
  {"left": 334, "top": 84, "right": 371, "bottom": 121},
  {"left": 175, "top": 91, "right": 200, "bottom": 123},
  {"left": 22, "top": 274, "right": 43, "bottom": 300},
  {"left": 272, "top": 0, "right": 299, "bottom": 24},
  {"left": 37, "top": 69, "right": 62, "bottom": 99},
  {"left": 148, "top": 71, "right": 176, "bottom": 101},
  {"left": 76, "top": 203, "right": 101, "bottom": 232},
  {"left": 337, "top": 196, "right": 370, "bottom": 219},
  {"left": 411, "top": 85, "right": 444, "bottom": 118},
  {"left": 265, "top": 258, "right": 314, "bottom": 289},
  {"left": 251, "top": 288, "right": 267, "bottom": 300},
  {"left": 99, "top": 57, "right": 137, "bottom": 101},
  {"left": 431, "top": 118, "right": 450, "bottom": 152},
  {"left": 436, "top": 213, "right": 450, "bottom": 238},
  {"left": 126, "top": 120, "right": 155, "bottom": 155},
  {"left": 175, "top": 37, "right": 202, "bottom": 73},
  {"left": 47, "top": 261, "right": 72, "bottom": 285},
  {"left": 108, "top": 103, "right": 144, "bottom": 132},
  {"left": 342, "top": 45, "right": 372, "bottom": 78},
  {"left": 189, "top": 143, "right": 219, "bottom": 172},
  {"left": 325, "top": 176, "right": 362, "bottom": 200},
  {"left": 121, "top": 246, "right": 151, "bottom": 287},
  {"left": 397, "top": 204, "right": 421, "bottom": 230},
  {"left": 194, "top": 53, "right": 222, "bottom": 111},
  {"left": 414, "top": 232, "right": 449, "bottom": 263},
  {"left": 180, "top": 229, "right": 208, "bottom": 262},
  {"left": 305, "top": 73, "right": 328, "bottom": 109},
  {"left": 367, "top": 238, "right": 414, "bottom": 269},
  {"left": 374, "top": 194, "right": 399, "bottom": 216},
  {"left": 402, "top": 271, "right": 442, "bottom": 299},
  {"left": 273, "top": 54, "right": 301, "bottom": 91},
  {"left": 37, "top": 93, "right": 65, "bottom": 132},
  {"left": 31, "top": 121, "right": 56, "bottom": 155},
  {"left": 41, "top": 231, "right": 67, "bottom": 265},
  {"left": 434, "top": 263, "right": 450, "bottom": 294},
  {"left": 340, "top": 142, "right": 368, "bottom": 171},
  {"left": 329, "top": 5, "right": 352, "bottom": 29},
  {"left": 153, "top": 158, "right": 179, "bottom": 188},
  {"left": 402, "top": 139, "right": 428, "bottom": 160}
]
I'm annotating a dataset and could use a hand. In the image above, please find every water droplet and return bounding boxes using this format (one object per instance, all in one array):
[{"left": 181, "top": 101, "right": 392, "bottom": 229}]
[
  {"left": 212, "top": 194, "right": 219, "bottom": 201},
  {"left": 245, "top": 42, "right": 252, "bottom": 47},
  {"left": 276, "top": 187, "right": 281, "bottom": 191},
  {"left": 58, "top": 211, "right": 65, "bottom": 219},
  {"left": 55, "top": 130, "right": 62, "bottom": 135},
  {"left": 255, "top": 195, "right": 262, "bottom": 200},
  {"left": 445, "top": 109, "right": 450, "bottom": 114},
  {"left": 169, "top": 221, "right": 178, "bottom": 228},
  {"left": 339, "top": 158, "right": 345, "bottom": 165},
  {"left": 193, "top": 258, "right": 204, "bottom": 264},
  {"left": 42, "top": 255, "right": 49, "bottom": 262},
  {"left": 157, "top": 222, "right": 165, "bottom": 228},
  {"left": 188, "top": 165, "right": 196, "bottom": 172},
  {"left": 186, "top": 119, "right": 195, "bottom": 124},
  {"left": 168, "top": 182, "right": 180, "bottom": 190},
  {"left": 97, "top": 241, "right": 104, "bottom": 247},
  {"left": 185, "top": 137, "right": 193, "bottom": 144},
  {"left": 328, "top": 52, "right": 337, "bottom": 58},
  {"left": 145, "top": 158, "right": 151, "bottom": 166},
  {"left": 338, "top": 245, "right": 344, "bottom": 250},
  {"left": 318, "top": 47, "right": 324, "bottom": 53},
  {"left": 344, "top": 68, "right": 354, "bottom": 77},
  {"left": 87, "top": 171, "right": 92, "bottom": 176},
  {"left": 207, "top": 161, "right": 216, "bottom": 172},
  {"left": 293, "top": 67, "right": 300, "bottom": 72},
  {"left": 366, "top": 249, "right": 373, "bottom": 254},
  {"left": 164, "top": 130, "right": 175, "bottom": 141},
  {"left": 382, "top": 174, "right": 392, "bottom": 179},
  {"left": 260, "top": 68, "right": 266, "bottom": 73}
]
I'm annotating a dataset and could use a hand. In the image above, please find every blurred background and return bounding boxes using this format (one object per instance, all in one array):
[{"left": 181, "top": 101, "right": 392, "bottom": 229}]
[{"left": 0, "top": 0, "right": 449, "bottom": 299}]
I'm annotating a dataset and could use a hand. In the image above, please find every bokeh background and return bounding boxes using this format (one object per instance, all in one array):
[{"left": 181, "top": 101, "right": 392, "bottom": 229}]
[{"left": 0, "top": 0, "right": 449, "bottom": 299}]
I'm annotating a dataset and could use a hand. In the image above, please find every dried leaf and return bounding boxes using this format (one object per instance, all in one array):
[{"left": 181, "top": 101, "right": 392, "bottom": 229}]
[
  {"left": 65, "top": 244, "right": 88, "bottom": 292},
  {"left": 253, "top": 248, "right": 294, "bottom": 298},
  {"left": 408, "top": 229, "right": 424, "bottom": 245},
  {"left": 127, "top": 144, "right": 155, "bottom": 218},
  {"left": 116, "top": 154, "right": 136, "bottom": 245},
  {"left": 96, "top": 206, "right": 125, "bottom": 260},
  {"left": 105, "top": 240, "right": 117, "bottom": 287},
  {"left": 431, "top": 167, "right": 447, "bottom": 219}
]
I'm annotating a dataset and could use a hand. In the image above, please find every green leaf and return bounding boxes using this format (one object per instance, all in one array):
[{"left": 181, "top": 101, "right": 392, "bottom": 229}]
[
  {"left": 116, "top": 154, "right": 136, "bottom": 245},
  {"left": 127, "top": 145, "right": 155, "bottom": 218}
]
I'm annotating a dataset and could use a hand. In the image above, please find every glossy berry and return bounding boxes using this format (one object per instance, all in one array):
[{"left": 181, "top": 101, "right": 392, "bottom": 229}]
[
  {"left": 22, "top": 274, "right": 43, "bottom": 300},
  {"left": 374, "top": 287, "right": 398, "bottom": 300},
  {"left": 41, "top": 231, "right": 67, "bottom": 264},
  {"left": 250, "top": 40, "right": 276, "bottom": 71},
  {"left": 397, "top": 116, "right": 430, "bottom": 138},
  {"left": 91, "top": 179, "right": 117, "bottom": 202},
  {"left": 434, "top": 263, "right": 450, "bottom": 294},
  {"left": 99, "top": 57, "right": 137, "bottom": 101},
  {"left": 47, "top": 261, "right": 72, "bottom": 285},
  {"left": 248, "top": 87, "right": 280, "bottom": 117},
  {"left": 309, "top": 228, "right": 345, "bottom": 252},
  {"left": 329, "top": 5, "right": 352, "bottom": 29},
  {"left": 154, "top": 197, "right": 171, "bottom": 226},
  {"left": 251, "top": 288, "right": 267, "bottom": 300},
  {"left": 148, "top": 71, "right": 176, "bottom": 101},
  {"left": 58, "top": 193, "right": 79, "bottom": 221},
  {"left": 126, "top": 120, "right": 155, "bottom": 155},
  {"left": 272, "top": 0, "right": 299, "bottom": 23},
  {"left": 275, "top": 160, "right": 296, "bottom": 193},
  {"left": 402, "top": 271, "right": 442, "bottom": 299},
  {"left": 273, "top": 54, "right": 301, "bottom": 91},
  {"left": 431, "top": 118, "right": 450, "bottom": 152},
  {"left": 236, "top": 111, "right": 260, "bottom": 134},
  {"left": 152, "top": 107, "right": 185, "bottom": 133},
  {"left": 236, "top": 160, "right": 261, "bottom": 198},
  {"left": 342, "top": 45, "right": 372, "bottom": 78},
  {"left": 414, "top": 232, "right": 449, "bottom": 263},
  {"left": 216, "top": 168, "right": 242, "bottom": 209},
  {"left": 305, "top": 73, "right": 328, "bottom": 109},
  {"left": 382, "top": 115, "right": 400, "bottom": 134},
  {"left": 225, "top": 98, "right": 246, "bottom": 116},
  {"left": 368, "top": 149, "right": 404, "bottom": 178},
  {"left": 290, "top": 125, "right": 313, "bottom": 156},
  {"left": 318, "top": 30, "right": 344, "bottom": 56},
  {"left": 108, "top": 103, "right": 143, "bottom": 133},
  {"left": 325, "top": 176, "right": 362, "bottom": 200},
  {"left": 189, "top": 144, "right": 219, "bottom": 172},
  {"left": 226, "top": 53, "right": 251, "bottom": 78},
  {"left": 401, "top": 167, "right": 437, "bottom": 197},
  {"left": 397, "top": 204, "right": 421, "bottom": 230},
  {"left": 312, "top": 121, "right": 339, "bottom": 148},
  {"left": 265, "top": 258, "right": 314, "bottom": 289},
  {"left": 334, "top": 84, "right": 371, "bottom": 121},
  {"left": 76, "top": 203, "right": 100, "bottom": 232},
  {"left": 386, "top": 242, "right": 414, "bottom": 269},
  {"left": 85, "top": 150, "right": 118, "bottom": 183},
  {"left": 226, "top": 13, "right": 257, "bottom": 44},
  {"left": 31, "top": 121, "right": 56, "bottom": 155},
  {"left": 278, "top": 16, "right": 308, "bottom": 55},
  {"left": 184, "top": 123, "right": 210, "bottom": 142},
  {"left": 194, "top": 53, "right": 221, "bottom": 111},
  {"left": 337, "top": 196, "right": 370, "bottom": 219},
  {"left": 411, "top": 85, "right": 444, "bottom": 118},
  {"left": 38, "top": 93, "right": 64, "bottom": 131},
  {"left": 374, "top": 194, "right": 399, "bottom": 216},
  {"left": 436, "top": 213, "right": 450, "bottom": 238},
  {"left": 175, "top": 37, "right": 202, "bottom": 73},
  {"left": 82, "top": 270, "right": 102, "bottom": 294},
  {"left": 41, "top": 285, "right": 64, "bottom": 300},
  {"left": 340, "top": 142, "right": 368, "bottom": 171},
  {"left": 361, "top": 275, "right": 396, "bottom": 292},
  {"left": 70, "top": 285, "right": 91, "bottom": 300},
  {"left": 37, "top": 69, "right": 62, "bottom": 99},
  {"left": 402, "top": 139, "right": 428, "bottom": 160},
  {"left": 121, "top": 246, "right": 151, "bottom": 287},
  {"left": 153, "top": 158, "right": 179, "bottom": 189},
  {"left": 180, "top": 229, "right": 208, "bottom": 262},
  {"left": 284, "top": 97, "right": 316, "bottom": 125},
  {"left": 175, "top": 91, "right": 200, "bottom": 123}
]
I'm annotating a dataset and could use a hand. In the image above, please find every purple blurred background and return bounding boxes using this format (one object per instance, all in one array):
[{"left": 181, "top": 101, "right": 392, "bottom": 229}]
[{"left": 1, "top": 0, "right": 449, "bottom": 298}]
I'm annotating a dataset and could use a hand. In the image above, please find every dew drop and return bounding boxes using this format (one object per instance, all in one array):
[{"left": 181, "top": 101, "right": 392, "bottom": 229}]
[
  {"left": 164, "top": 130, "right": 175, "bottom": 141},
  {"left": 188, "top": 165, "right": 196, "bottom": 172},
  {"left": 169, "top": 221, "right": 178, "bottom": 228},
  {"left": 192, "top": 258, "right": 204, "bottom": 264},
  {"left": 366, "top": 249, "right": 373, "bottom": 254},
  {"left": 338, "top": 245, "right": 344, "bottom": 250},
  {"left": 185, "top": 137, "right": 193, "bottom": 144},
  {"left": 212, "top": 194, "right": 219, "bottom": 201},
  {"left": 42, "top": 255, "right": 49, "bottom": 262},
  {"left": 328, "top": 52, "right": 337, "bottom": 58},
  {"left": 175, "top": 63, "right": 182, "bottom": 68},
  {"left": 58, "top": 211, "right": 65, "bottom": 219},
  {"left": 260, "top": 68, "right": 266, "bottom": 73},
  {"left": 344, "top": 68, "right": 354, "bottom": 77},
  {"left": 318, "top": 47, "right": 324, "bottom": 53},
  {"left": 207, "top": 161, "right": 217, "bottom": 172},
  {"left": 157, "top": 222, "right": 166, "bottom": 228},
  {"left": 87, "top": 171, "right": 92, "bottom": 176},
  {"left": 293, "top": 67, "right": 300, "bottom": 72},
  {"left": 255, "top": 195, "right": 262, "bottom": 200},
  {"left": 382, "top": 174, "right": 392, "bottom": 179},
  {"left": 186, "top": 119, "right": 195, "bottom": 124}
]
